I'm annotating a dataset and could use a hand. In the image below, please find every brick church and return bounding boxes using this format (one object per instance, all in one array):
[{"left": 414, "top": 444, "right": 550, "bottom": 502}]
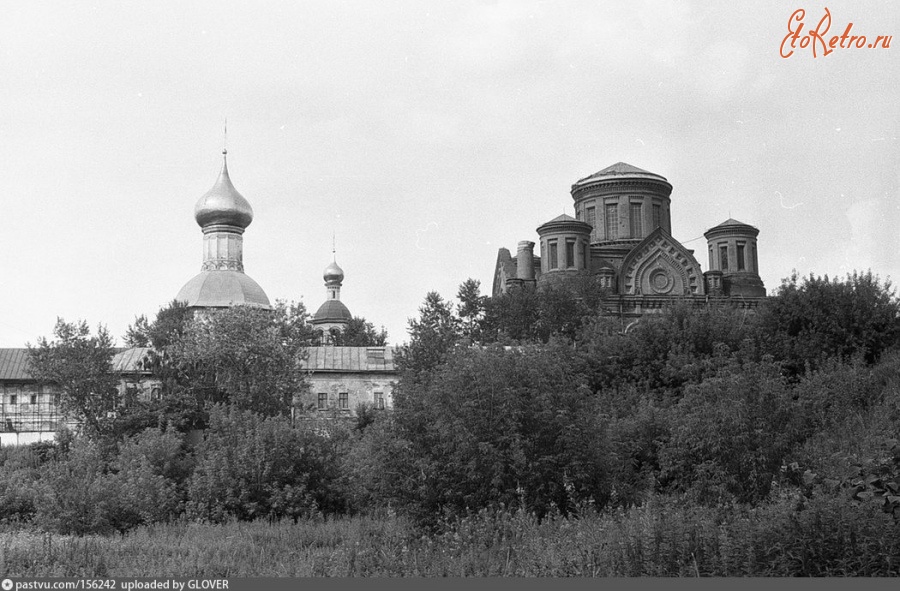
[{"left": 492, "top": 162, "right": 766, "bottom": 315}]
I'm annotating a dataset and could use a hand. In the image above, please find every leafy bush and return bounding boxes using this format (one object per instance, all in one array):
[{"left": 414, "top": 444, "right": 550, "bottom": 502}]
[
  {"left": 186, "top": 405, "right": 345, "bottom": 522},
  {"left": 577, "top": 302, "right": 760, "bottom": 397},
  {"left": 759, "top": 271, "right": 900, "bottom": 375},
  {"left": 0, "top": 466, "right": 39, "bottom": 525},
  {"left": 792, "top": 358, "right": 884, "bottom": 436},
  {"left": 658, "top": 358, "right": 799, "bottom": 504},
  {"left": 389, "top": 345, "right": 613, "bottom": 522},
  {"left": 31, "top": 439, "right": 115, "bottom": 535}
]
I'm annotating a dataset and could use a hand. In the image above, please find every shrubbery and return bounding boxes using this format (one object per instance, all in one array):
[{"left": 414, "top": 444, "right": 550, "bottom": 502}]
[
  {"left": 387, "top": 345, "right": 613, "bottom": 523},
  {"left": 186, "top": 405, "right": 346, "bottom": 522},
  {"left": 2, "top": 269, "right": 900, "bottom": 577}
]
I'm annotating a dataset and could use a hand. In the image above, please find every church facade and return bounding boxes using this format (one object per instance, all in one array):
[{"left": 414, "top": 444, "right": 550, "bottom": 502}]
[{"left": 493, "top": 162, "right": 766, "bottom": 315}]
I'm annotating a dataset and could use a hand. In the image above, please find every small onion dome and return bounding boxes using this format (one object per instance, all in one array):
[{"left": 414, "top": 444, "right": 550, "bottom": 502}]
[
  {"left": 175, "top": 270, "right": 271, "bottom": 309},
  {"left": 194, "top": 152, "right": 254, "bottom": 229},
  {"left": 313, "top": 299, "right": 352, "bottom": 323},
  {"left": 324, "top": 260, "right": 344, "bottom": 286}
]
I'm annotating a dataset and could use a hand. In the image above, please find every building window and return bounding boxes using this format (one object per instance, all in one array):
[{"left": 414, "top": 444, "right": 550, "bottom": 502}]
[
  {"left": 605, "top": 204, "right": 618, "bottom": 240},
  {"left": 653, "top": 204, "right": 661, "bottom": 229},
  {"left": 30, "top": 394, "right": 37, "bottom": 405},
  {"left": 150, "top": 387, "right": 162, "bottom": 402},
  {"left": 752, "top": 243, "right": 758, "bottom": 272},
  {"left": 737, "top": 243, "right": 746, "bottom": 271},
  {"left": 708, "top": 246, "right": 713, "bottom": 269},
  {"left": 548, "top": 240, "right": 558, "bottom": 270},
  {"left": 586, "top": 206, "right": 596, "bottom": 240},
  {"left": 339, "top": 392, "right": 348, "bottom": 410},
  {"left": 719, "top": 245, "right": 729, "bottom": 272},
  {"left": 630, "top": 203, "right": 642, "bottom": 238},
  {"left": 317, "top": 393, "right": 328, "bottom": 410},
  {"left": 9, "top": 395, "right": 16, "bottom": 405},
  {"left": 565, "top": 240, "right": 575, "bottom": 268},
  {"left": 374, "top": 392, "right": 385, "bottom": 410}
]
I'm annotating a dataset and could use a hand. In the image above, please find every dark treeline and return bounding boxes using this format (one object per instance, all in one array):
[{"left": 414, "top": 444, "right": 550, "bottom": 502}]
[{"left": 3, "top": 271, "right": 900, "bottom": 575}]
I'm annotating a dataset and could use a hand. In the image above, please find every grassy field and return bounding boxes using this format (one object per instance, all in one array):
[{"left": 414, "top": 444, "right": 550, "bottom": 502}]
[{"left": 3, "top": 493, "right": 898, "bottom": 577}]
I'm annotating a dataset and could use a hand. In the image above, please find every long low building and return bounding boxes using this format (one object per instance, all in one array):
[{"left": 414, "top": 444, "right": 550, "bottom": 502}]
[
  {"left": 301, "top": 346, "right": 396, "bottom": 414},
  {"left": 0, "top": 346, "right": 397, "bottom": 446}
]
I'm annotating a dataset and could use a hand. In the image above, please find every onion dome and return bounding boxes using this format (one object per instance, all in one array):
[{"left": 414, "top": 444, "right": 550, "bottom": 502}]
[
  {"left": 194, "top": 151, "right": 254, "bottom": 229},
  {"left": 324, "top": 261, "right": 344, "bottom": 286}
]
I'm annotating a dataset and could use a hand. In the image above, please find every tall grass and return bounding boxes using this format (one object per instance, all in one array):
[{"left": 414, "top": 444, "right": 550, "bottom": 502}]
[{"left": 3, "top": 493, "right": 898, "bottom": 577}]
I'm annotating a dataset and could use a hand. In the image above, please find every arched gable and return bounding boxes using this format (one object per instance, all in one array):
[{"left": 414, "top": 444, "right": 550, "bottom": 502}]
[{"left": 619, "top": 228, "right": 705, "bottom": 296}]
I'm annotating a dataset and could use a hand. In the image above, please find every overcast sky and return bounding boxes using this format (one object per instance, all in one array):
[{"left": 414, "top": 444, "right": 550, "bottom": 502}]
[{"left": 0, "top": 1, "right": 897, "bottom": 347}]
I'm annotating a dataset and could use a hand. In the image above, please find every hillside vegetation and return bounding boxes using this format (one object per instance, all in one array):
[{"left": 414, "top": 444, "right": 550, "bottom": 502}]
[{"left": 3, "top": 271, "right": 900, "bottom": 576}]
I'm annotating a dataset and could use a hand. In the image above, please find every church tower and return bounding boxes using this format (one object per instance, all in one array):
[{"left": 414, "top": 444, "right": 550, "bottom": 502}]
[
  {"left": 703, "top": 219, "right": 765, "bottom": 297},
  {"left": 175, "top": 149, "right": 271, "bottom": 309},
  {"left": 311, "top": 254, "right": 352, "bottom": 344}
]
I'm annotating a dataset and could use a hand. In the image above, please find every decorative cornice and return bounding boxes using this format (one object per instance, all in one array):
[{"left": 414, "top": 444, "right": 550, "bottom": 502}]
[
  {"left": 201, "top": 223, "right": 245, "bottom": 235},
  {"left": 536, "top": 218, "right": 592, "bottom": 236},
  {"left": 572, "top": 178, "right": 673, "bottom": 199},
  {"left": 201, "top": 259, "right": 244, "bottom": 272}
]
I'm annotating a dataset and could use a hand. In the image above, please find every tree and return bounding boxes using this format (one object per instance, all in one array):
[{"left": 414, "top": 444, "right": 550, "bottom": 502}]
[
  {"left": 576, "top": 301, "right": 762, "bottom": 398},
  {"left": 123, "top": 315, "right": 151, "bottom": 347},
  {"left": 398, "top": 291, "right": 461, "bottom": 378},
  {"left": 760, "top": 271, "right": 900, "bottom": 375},
  {"left": 170, "top": 302, "right": 313, "bottom": 417},
  {"left": 388, "top": 345, "right": 612, "bottom": 522},
  {"left": 457, "top": 278, "right": 487, "bottom": 344},
  {"left": 480, "top": 274, "right": 610, "bottom": 344},
  {"left": 332, "top": 317, "right": 388, "bottom": 346},
  {"left": 124, "top": 299, "right": 192, "bottom": 350},
  {"left": 27, "top": 319, "right": 120, "bottom": 440}
]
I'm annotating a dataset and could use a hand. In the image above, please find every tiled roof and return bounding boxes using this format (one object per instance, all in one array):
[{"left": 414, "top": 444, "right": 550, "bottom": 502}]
[
  {"left": 1, "top": 345, "right": 395, "bottom": 381},
  {"left": 0, "top": 349, "right": 30, "bottom": 381},
  {"left": 111, "top": 347, "right": 152, "bottom": 373},
  {"left": 0, "top": 347, "right": 152, "bottom": 381},
  {"left": 301, "top": 347, "right": 397, "bottom": 373}
]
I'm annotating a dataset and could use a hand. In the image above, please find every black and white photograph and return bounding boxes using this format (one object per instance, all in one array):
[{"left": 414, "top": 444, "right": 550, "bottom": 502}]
[{"left": 0, "top": 0, "right": 898, "bottom": 581}]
